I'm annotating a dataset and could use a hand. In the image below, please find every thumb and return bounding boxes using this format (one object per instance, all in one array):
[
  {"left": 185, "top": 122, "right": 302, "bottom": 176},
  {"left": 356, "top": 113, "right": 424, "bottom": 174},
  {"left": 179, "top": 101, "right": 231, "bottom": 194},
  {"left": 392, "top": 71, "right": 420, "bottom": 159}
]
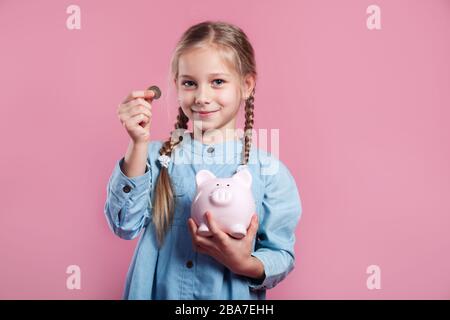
[
  {"left": 144, "top": 89, "right": 155, "bottom": 100},
  {"left": 143, "top": 115, "right": 152, "bottom": 130},
  {"left": 141, "top": 110, "right": 152, "bottom": 131},
  {"left": 248, "top": 214, "right": 259, "bottom": 237}
]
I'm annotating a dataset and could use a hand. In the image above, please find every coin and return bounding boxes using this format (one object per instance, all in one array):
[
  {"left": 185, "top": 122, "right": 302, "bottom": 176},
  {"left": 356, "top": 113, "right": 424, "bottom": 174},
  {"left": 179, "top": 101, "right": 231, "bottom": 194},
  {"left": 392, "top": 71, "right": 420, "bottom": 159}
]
[{"left": 147, "top": 85, "right": 161, "bottom": 100}]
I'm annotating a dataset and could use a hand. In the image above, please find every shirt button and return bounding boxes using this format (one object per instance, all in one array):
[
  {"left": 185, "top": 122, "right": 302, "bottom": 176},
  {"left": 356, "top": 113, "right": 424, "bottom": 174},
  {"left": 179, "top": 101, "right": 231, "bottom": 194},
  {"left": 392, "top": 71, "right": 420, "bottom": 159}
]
[
  {"left": 186, "top": 260, "right": 193, "bottom": 268},
  {"left": 206, "top": 146, "right": 215, "bottom": 153},
  {"left": 122, "top": 185, "right": 131, "bottom": 193}
]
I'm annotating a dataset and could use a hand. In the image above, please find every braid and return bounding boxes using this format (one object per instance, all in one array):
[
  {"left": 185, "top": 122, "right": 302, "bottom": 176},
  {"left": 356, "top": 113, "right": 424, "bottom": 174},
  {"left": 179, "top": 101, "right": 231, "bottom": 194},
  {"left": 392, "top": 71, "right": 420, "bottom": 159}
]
[
  {"left": 153, "top": 107, "right": 189, "bottom": 247},
  {"left": 175, "top": 106, "right": 189, "bottom": 130},
  {"left": 242, "top": 91, "right": 255, "bottom": 165},
  {"left": 160, "top": 107, "right": 189, "bottom": 157}
]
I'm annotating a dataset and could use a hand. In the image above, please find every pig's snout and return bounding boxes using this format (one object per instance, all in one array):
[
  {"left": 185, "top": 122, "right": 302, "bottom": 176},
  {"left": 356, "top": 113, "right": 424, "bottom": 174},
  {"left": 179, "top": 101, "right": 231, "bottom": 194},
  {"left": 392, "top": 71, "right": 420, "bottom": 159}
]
[{"left": 210, "top": 188, "right": 232, "bottom": 206}]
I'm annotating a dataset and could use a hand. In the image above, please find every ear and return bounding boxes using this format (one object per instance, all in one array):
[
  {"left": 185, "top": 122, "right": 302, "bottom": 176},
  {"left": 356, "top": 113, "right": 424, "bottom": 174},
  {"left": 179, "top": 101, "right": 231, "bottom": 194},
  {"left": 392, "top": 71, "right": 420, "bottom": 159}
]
[
  {"left": 195, "top": 170, "right": 216, "bottom": 188},
  {"left": 232, "top": 168, "right": 252, "bottom": 189},
  {"left": 243, "top": 73, "right": 256, "bottom": 99}
]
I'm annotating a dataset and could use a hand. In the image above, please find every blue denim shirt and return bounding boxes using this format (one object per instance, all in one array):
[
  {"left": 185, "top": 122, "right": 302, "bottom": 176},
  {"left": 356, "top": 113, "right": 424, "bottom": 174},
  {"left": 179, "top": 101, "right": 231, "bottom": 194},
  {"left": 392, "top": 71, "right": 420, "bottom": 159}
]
[{"left": 104, "top": 131, "right": 302, "bottom": 300}]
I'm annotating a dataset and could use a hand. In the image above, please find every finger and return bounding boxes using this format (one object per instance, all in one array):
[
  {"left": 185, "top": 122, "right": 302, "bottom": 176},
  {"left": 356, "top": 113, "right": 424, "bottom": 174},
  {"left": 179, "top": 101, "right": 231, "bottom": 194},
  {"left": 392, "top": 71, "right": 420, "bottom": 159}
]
[
  {"left": 192, "top": 241, "right": 208, "bottom": 254},
  {"left": 132, "top": 98, "right": 152, "bottom": 110},
  {"left": 189, "top": 219, "right": 202, "bottom": 252},
  {"left": 248, "top": 214, "right": 258, "bottom": 231},
  {"left": 246, "top": 214, "right": 259, "bottom": 238},
  {"left": 127, "top": 104, "right": 152, "bottom": 119},
  {"left": 204, "top": 212, "right": 228, "bottom": 243},
  {"left": 189, "top": 217, "right": 218, "bottom": 247},
  {"left": 188, "top": 218, "right": 197, "bottom": 236},
  {"left": 121, "top": 116, "right": 150, "bottom": 136},
  {"left": 125, "top": 113, "right": 150, "bottom": 128},
  {"left": 195, "top": 245, "right": 207, "bottom": 254},
  {"left": 122, "top": 90, "right": 155, "bottom": 104},
  {"left": 117, "top": 99, "right": 151, "bottom": 122},
  {"left": 120, "top": 101, "right": 152, "bottom": 126},
  {"left": 124, "top": 98, "right": 152, "bottom": 114},
  {"left": 194, "top": 233, "right": 218, "bottom": 251}
]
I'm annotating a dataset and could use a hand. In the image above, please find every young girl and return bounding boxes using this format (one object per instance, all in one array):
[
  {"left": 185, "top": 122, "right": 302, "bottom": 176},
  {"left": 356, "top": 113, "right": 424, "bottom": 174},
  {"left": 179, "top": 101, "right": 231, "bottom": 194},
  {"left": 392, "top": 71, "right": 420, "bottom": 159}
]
[{"left": 104, "top": 21, "right": 302, "bottom": 300}]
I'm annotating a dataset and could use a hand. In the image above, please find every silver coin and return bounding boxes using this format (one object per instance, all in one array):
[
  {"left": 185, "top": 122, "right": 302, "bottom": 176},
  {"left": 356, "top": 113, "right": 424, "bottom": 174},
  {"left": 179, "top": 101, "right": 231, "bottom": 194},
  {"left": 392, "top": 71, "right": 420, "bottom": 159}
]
[{"left": 147, "top": 85, "right": 161, "bottom": 100}]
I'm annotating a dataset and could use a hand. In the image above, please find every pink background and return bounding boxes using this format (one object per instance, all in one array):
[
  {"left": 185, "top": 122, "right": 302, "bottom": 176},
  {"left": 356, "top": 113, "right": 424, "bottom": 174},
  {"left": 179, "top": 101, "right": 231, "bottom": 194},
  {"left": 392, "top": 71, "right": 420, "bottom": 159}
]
[{"left": 0, "top": 0, "right": 449, "bottom": 299}]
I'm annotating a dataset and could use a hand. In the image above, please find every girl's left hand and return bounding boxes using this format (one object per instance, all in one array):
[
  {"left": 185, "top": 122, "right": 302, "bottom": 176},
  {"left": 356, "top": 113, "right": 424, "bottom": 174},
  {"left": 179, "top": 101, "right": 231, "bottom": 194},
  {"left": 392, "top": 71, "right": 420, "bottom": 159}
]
[{"left": 188, "top": 211, "right": 259, "bottom": 276}]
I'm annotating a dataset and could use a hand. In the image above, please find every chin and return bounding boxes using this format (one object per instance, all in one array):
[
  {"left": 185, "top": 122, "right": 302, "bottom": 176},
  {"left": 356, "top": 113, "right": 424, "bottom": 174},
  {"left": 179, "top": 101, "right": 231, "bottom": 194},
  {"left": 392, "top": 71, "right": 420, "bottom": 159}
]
[{"left": 193, "top": 122, "right": 218, "bottom": 132}]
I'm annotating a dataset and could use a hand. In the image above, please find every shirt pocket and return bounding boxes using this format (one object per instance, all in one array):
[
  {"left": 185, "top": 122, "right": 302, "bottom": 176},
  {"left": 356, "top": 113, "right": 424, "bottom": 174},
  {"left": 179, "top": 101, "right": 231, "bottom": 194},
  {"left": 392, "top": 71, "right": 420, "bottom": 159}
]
[
  {"left": 172, "top": 175, "right": 186, "bottom": 197},
  {"left": 171, "top": 175, "right": 190, "bottom": 226}
]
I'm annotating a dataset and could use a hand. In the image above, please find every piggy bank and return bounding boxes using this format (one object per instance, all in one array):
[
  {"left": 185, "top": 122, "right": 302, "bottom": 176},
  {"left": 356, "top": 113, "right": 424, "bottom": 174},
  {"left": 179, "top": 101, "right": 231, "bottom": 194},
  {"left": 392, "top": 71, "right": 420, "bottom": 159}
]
[{"left": 191, "top": 168, "right": 256, "bottom": 239}]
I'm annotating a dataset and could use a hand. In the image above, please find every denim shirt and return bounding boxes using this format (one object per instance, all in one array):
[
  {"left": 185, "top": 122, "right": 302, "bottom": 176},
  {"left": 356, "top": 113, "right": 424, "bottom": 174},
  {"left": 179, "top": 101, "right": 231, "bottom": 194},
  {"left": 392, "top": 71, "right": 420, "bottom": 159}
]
[{"left": 104, "top": 131, "right": 302, "bottom": 300}]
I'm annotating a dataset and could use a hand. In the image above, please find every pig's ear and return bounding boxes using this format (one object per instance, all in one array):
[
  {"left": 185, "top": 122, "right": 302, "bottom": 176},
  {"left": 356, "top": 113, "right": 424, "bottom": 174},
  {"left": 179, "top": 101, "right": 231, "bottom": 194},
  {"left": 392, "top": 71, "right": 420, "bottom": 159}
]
[
  {"left": 232, "top": 168, "right": 252, "bottom": 188},
  {"left": 196, "top": 170, "right": 216, "bottom": 188}
]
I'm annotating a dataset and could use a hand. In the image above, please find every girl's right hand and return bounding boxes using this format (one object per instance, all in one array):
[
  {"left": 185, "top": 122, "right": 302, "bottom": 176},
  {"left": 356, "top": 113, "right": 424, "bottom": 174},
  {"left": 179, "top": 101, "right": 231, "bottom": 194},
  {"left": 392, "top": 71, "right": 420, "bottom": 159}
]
[{"left": 117, "top": 89, "right": 155, "bottom": 144}]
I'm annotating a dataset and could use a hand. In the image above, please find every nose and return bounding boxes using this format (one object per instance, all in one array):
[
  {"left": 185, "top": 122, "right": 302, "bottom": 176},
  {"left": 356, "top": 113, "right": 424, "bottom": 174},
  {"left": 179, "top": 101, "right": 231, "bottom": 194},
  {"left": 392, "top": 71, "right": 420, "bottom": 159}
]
[
  {"left": 210, "top": 188, "right": 232, "bottom": 206},
  {"left": 195, "top": 84, "right": 212, "bottom": 106}
]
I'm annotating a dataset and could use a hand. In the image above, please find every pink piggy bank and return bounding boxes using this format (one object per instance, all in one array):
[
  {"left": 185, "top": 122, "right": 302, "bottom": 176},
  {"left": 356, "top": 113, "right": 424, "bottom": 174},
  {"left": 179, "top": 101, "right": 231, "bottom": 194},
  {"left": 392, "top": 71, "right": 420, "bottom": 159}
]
[{"left": 191, "top": 168, "right": 256, "bottom": 239}]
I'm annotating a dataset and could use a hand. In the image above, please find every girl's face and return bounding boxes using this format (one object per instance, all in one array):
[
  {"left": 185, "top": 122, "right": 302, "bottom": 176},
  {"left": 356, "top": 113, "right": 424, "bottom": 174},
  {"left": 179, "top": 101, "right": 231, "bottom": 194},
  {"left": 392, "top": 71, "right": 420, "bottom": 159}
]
[{"left": 175, "top": 47, "right": 253, "bottom": 136}]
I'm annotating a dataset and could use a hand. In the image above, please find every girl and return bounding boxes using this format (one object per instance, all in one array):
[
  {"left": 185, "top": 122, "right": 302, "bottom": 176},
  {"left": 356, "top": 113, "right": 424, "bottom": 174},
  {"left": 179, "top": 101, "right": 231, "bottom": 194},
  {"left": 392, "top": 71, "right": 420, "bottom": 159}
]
[{"left": 104, "top": 21, "right": 302, "bottom": 300}]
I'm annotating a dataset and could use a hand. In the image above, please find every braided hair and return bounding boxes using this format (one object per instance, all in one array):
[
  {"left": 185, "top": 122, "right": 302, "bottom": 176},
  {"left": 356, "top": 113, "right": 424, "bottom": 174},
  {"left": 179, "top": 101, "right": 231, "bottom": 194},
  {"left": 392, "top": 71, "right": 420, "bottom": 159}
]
[{"left": 152, "top": 107, "right": 189, "bottom": 246}]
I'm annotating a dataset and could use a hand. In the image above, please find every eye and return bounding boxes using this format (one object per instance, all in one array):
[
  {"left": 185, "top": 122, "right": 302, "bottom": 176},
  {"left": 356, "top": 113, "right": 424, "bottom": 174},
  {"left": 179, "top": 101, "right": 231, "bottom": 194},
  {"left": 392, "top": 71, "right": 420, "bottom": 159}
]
[
  {"left": 226, "top": 184, "right": 229, "bottom": 186},
  {"left": 181, "top": 79, "right": 225, "bottom": 88},
  {"left": 181, "top": 80, "right": 196, "bottom": 88},
  {"left": 212, "top": 79, "right": 225, "bottom": 86},
  {"left": 216, "top": 183, "right": 219, "bottom": 186}
]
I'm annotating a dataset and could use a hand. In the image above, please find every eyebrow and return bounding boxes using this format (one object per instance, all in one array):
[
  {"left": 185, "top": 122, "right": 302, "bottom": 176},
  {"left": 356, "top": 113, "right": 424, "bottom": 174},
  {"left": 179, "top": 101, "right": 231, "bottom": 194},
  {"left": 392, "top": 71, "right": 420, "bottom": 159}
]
[{"left": 179, "top": 73, "right": 231, "bottom": 78}]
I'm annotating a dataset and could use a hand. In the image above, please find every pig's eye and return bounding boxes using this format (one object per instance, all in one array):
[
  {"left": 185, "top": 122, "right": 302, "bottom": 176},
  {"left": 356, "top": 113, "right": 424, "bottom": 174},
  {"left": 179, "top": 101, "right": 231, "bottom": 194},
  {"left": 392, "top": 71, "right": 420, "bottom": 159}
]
[
  {"left": 226, "top": 184, "right": 229, "bottom": 186},
  {"left": 216, "top": 183, "right": 219, "bottom": 186}
]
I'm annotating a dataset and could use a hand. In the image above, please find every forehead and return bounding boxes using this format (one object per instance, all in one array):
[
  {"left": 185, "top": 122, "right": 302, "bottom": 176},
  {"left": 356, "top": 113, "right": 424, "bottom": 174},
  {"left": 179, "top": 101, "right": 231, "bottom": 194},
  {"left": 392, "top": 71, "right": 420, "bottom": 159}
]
[{"left": 178, "top": 47, "right": 237, "bottom": 79}]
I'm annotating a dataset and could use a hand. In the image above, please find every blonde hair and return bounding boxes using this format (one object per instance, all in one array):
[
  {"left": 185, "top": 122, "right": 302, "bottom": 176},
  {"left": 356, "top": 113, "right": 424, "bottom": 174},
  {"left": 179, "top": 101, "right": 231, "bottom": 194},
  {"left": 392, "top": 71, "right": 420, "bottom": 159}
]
[{"left": 153, "top": 20, "right": 257, "bottom": 247}]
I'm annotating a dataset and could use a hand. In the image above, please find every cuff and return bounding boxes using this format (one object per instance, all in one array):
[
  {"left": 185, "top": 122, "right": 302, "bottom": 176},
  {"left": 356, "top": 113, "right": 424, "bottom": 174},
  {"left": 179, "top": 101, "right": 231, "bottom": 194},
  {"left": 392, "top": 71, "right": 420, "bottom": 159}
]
[
  {"left": 246, "top": 252, "right": 272, "bottom": 290},
  {"left": 112, "top": 157, "right": 151, "bottom": 187},
  {"left": 107, "top": 157, "right": 152, "bottom": 225}
]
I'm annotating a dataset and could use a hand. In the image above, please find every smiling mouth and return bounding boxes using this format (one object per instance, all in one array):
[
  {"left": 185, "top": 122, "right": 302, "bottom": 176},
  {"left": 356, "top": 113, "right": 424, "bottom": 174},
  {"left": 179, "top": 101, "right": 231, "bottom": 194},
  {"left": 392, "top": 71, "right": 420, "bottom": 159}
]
[{"left": 194, "top": 110, "right": 219, "bottom": 115}]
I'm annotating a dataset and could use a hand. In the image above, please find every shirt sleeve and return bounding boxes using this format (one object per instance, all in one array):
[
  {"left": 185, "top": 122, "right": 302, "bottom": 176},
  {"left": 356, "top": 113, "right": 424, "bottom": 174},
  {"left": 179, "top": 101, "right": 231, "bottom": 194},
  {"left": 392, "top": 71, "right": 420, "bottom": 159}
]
[
  {"left": 104, "top": 152, "right": 153, "bottom": 240},
  {"left": 247, "top": 156, "right": 303, "bottom": 290}
]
